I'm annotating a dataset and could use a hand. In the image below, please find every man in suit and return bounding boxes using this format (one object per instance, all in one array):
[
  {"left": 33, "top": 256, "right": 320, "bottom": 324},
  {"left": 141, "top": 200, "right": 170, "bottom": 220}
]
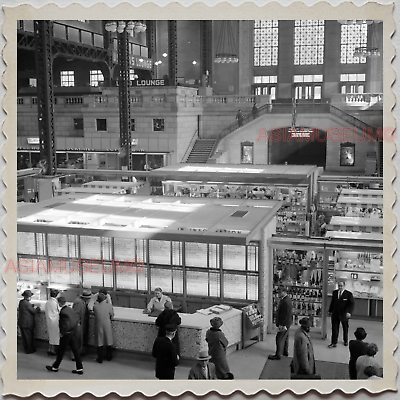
[
  {"left": 72, "top": 289, "right": 92, "bottom": 357},
  {"left": 18, "top": 290, "right": 40, "bottom": 354},
  {"left": 188, "top": 350, "right": 217, "bottom": 380},
  {"left": 328, "top": 281, "right": 355, "bottom": 347},
  {"left": 152, "top": 324, "right": 179, "bottom": 379},
  {"left": 46, "top": 297, "right": 84, "bottom": 375},
  {"left": 268, "top": 285, "right": 293, "bottom": 360}
]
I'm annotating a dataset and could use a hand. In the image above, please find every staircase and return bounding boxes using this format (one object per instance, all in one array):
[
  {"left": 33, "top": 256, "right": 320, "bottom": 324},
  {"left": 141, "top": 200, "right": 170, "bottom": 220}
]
[{"left": 185, "top": 139, "right": 216, "bottom": 163}]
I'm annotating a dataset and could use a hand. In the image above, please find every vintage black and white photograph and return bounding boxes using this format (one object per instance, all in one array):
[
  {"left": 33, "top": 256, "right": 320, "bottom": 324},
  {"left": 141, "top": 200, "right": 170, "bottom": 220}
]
[{"left": 1, "top": 1, "right": 397, "bottom": 397}]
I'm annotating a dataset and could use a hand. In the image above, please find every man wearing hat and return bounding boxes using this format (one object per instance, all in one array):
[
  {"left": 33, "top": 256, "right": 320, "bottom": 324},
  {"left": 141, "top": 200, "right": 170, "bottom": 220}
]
[
  {"left": 269, "top": 285, "right": 292, "bottom": 360},
  {"left": 291, "top": 317, "right": 316, "bottom": 377},
  {"left": 206, "top": 316, "right": 232, "bottom": 379},
  {"left": 188, "top": 350, "right": 217, "bottom": 380},
  {"left": 152, "top": 324, "right": 179, "bottom": 379},
  {"left": 46, "top": 296, "right": 84, "bottom": 375},
  {"left": 18, "top": 290, "right": 40, "bottom": 354},
  {"left": 72, "top": 289, "right": 92, "bottom": 357}
]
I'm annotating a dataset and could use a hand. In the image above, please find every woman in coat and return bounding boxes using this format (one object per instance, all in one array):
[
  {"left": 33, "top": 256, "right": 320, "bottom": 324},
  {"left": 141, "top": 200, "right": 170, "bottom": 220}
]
[
  {"left": 155, "top": 301, "right": 182, "bottom": 355},
  {"left": 93, "top": 292, "right": 114, "bottom": 363},
  {"left": 206, "top": 317, "right": 231, "bottom": 379},
  {"left": 291, "top": 317, "right": 316, "bottom": 376},
  {"left": 349, "top": 327, "right": 368, "bottom": 379},
  {"left": 44, "top": 289, "right": 59, "bottom": 355}
]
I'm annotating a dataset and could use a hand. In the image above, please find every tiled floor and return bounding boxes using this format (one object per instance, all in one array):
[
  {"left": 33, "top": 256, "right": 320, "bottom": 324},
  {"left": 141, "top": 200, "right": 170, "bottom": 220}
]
[{"left": 17, "top": 318, "right": 382, "bottom": 380}]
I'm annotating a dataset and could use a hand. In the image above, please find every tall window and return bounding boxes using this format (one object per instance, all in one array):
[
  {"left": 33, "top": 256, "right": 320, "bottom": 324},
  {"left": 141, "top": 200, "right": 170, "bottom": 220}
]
[
  {"left": 294, "top": 20, "right": 325, "bottom": 65},
  {"left": 340, "top": 22, "right": 368, "bottom": 64},
  {"left": 90, "top": 70, "right": 104, "bottom": 86},
  {"left": 340, "top": 73, "right": 366, "bottom": 93},
  {"left": 253, "top": 76, "right": 277, "bottom": 99},
  {"left": 60, "top": 71, "right": 74, "bottom": 87},
  {"left": 254, "top": 20, "right": 279, "bottom": 66},
  {"left": 294, "top": 74, "right": 323, "bottom": 100}
]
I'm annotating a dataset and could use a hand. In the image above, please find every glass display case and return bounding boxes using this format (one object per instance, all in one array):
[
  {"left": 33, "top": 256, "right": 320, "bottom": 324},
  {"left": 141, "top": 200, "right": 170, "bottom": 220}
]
[{"left": 271, "top": 247, "right": 326, "bottom": 336}]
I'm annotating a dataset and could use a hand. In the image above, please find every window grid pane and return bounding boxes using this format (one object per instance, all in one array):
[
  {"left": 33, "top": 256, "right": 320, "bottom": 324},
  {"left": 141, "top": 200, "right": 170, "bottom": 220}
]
[
  {"left": 254, "top": 20, "right": 279, "bottom": 66},
  {"left": 294, "top": 20, "right": 325, "bottom": 65},
  {"left": 90, "top": 70, "right": 104, "bottom": 87},
  {"left": 340, "top": 23, "right": 368, "bottom": 64},
  {"left": 60, "top": 71, "right": 74, "bottom": 87}
]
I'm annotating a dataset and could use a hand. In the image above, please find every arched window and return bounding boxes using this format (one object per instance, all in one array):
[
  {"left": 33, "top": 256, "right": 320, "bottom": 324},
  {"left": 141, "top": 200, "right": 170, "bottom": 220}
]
[{"left": 254, "top": 20, "right": 279, "bottom": 66}]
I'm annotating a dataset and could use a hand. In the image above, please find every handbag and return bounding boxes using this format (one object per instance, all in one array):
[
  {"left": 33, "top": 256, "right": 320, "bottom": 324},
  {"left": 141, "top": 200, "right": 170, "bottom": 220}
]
[{"left": 291, "top": 373, "right": 321, "bottom": 380}]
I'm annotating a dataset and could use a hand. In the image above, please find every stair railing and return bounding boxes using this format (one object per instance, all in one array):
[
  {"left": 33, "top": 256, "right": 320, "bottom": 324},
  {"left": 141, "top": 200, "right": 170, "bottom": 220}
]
[{"left": 181, "top": 129, "right": 199, "bottom": 162}]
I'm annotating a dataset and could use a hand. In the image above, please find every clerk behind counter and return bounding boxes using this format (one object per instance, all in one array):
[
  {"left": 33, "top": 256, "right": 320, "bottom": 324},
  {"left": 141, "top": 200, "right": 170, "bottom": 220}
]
[{"left": 146, "top": 287, "right": 172, "bottom": 314}]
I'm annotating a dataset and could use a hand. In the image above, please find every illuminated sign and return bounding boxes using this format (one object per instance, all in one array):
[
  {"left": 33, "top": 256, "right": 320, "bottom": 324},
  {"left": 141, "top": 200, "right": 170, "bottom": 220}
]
[
  {"left": 290, "top": 127, "right": 313, "bottom": 138},
  {"left": 27, "top": 138, "right": 40, "bottom": 144},
  {"left": 130, "top": 55, "right": 153, "bottom": 70},
  {"left": 132, "top": 79, "right": 165, "bottom": 87}
]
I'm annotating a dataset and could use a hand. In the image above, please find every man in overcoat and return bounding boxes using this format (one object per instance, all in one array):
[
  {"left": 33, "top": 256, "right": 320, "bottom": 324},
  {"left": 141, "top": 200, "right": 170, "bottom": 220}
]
[
  {"left": 269, "top": 286, "right": 293, "bottom": 360},
  {"left": 188, "top": 350, "right": 217, "bottom": 380},
  {"left": 18, "top": 290, "right": 40, "bottom": 354},
  {"left": 152, "top": 324, "right": 179, "bottom": 379},
  {"left": 72, "top": 288, "right": 92, "bottom": 357},
  {"left": 328, "top": 281, "right": 355, "bottom": 347},
  {"left": 291, "top": 317, "right": 316, "bottom": 376}
]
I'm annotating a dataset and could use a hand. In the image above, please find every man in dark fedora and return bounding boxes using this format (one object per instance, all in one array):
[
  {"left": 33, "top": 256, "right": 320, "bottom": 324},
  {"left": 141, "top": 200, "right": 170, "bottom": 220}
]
[
  {"left": 188, "top": 350, "right": 217, "bottom": 380},
  {"left": 269, "top": 285, "right": 292, "bottom": 360},
  {"left": 18, "top": 290, "right": 40, "bottom": 354},
  {"left": 152, "top": 324, "right": 179, "bottom": 379},
  {"left": 72, "top": 288, "right": 92, "bottom": 357},
  {"left": 46, "top": 296, "right": 84, "bottom": 375},
  {"left": 291, "top": 317, "right": 317, "bottom": 378}
]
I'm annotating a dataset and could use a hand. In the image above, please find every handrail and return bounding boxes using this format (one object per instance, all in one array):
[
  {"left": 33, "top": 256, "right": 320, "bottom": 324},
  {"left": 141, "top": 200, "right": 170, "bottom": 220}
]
[{"left": 181, "top": 129, "right": 199, "bottom": 162}]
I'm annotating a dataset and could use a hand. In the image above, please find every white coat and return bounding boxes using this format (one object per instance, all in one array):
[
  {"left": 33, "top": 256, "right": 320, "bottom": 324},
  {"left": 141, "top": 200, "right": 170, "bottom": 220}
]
[{"left": 45, "top": 297, "right": 60, "bottom": 345}]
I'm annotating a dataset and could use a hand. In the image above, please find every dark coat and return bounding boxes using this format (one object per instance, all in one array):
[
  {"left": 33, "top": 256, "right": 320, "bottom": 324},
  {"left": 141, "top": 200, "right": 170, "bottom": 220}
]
[
  {"left": 156, "top": 309, "right": 181, "bottom": 337},
  {"left": 188, "top": 362, "right": 217, "bottom": 380},
  {"left": 18, "top": 299, "right": 37, "bottom": 328},
  {"left": 73, "top": 297, "right": 90, "bottom": 345},
  {"left": 152, "top": 336, "right": 179, "bottom": 379},
  {"left": 291, "top": 327, "right": 316, "bottom": 375},
  {"left": 59, "top": 305, "right": 79, "bottom": 336},
  {"left": 328, "top": 289, "right": 355, "bottom": 321},
  {"left": 349, "top": 339, "right": 368, "bottom": 379},
  {"left": 276, "top": 295, "right": 293, "bottom": 328},
  {"left": 206, "top": 328, "right": 230, "bottom": 379}
]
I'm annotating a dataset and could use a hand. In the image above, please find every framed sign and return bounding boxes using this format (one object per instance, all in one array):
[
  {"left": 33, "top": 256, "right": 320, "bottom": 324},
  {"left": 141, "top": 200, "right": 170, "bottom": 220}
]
[{"left": 340, "top": 142, "right": 355, "bottom": 166}]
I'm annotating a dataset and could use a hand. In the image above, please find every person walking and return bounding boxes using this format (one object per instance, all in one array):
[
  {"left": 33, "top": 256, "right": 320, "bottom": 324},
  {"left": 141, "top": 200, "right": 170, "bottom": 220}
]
[
  {"left": 269, "top": 286, "right": 293, "bottom": 360},
  {"left": 72, "top": 289, "right": 92, "bottom": 357},
  {"left": 93, "top": 292, "right": 114, "bottom": 363},
  {"left": 348, "top": 327, "right": 368, "bottom": 380},
  {"left": 44, "top": 289, "right": 59, "bottom": 356},
  {"left": 236, "top": 109, "right": 244, "bottom": 127},
  {"left": 18, "top": 290, "right": 40, "bottom": 354},
  {"left": 152, "top": 324, "right": 179, "bottom": 380},
  {"left": 188, "top": 350, "right": 217, "bottom": 380},
  {"left": 328, "top": 281, "right": 355, "bottom": 348},
  {"left": 46, "top": 297, "right": 83, "bottom": 375},
  {"left": 155, "top": 301, "right": 182, "bottom": 355},
  {"left": 291, "top": 317, "right": 317, "bottom": 378},
  {"left": 206, "top": 317, "right": 232, "bottom": 379}
]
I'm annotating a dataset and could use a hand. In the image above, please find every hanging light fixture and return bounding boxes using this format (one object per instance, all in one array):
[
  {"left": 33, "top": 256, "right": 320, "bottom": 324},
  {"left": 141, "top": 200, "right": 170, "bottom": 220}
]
[
  {"left": 214, "top": 21, "right": 239, "bottom": 64},
  {"left": 105, "top": 20, "right": 147, "bottom": 35}
]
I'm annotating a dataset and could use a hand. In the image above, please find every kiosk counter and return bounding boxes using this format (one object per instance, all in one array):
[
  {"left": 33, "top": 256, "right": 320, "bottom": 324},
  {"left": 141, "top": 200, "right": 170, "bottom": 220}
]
[{"left": 19, "top": 300, "right": 242, "bottom": 359}]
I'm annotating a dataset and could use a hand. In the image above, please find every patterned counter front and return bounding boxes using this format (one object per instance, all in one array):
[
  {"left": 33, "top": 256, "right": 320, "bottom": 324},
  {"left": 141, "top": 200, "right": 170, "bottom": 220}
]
[{"left": 18, "top": 303, "right": 242, "bottom": 359}]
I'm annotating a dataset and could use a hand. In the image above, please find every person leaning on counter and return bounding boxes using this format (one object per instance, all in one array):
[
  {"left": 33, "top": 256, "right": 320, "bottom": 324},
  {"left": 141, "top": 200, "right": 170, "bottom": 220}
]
[
  {"left": 146, "top": 287, "right": 172, "bottom": 313},
  {"left": 18, "top": 290, "right": 41, "bottom": 354}
]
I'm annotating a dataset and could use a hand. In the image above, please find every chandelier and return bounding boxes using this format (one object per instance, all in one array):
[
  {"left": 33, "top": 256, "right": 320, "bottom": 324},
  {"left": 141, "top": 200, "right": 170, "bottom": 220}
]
[
  {"left": 105, "top": 20, "right": 147, "bottom": 35},
  {"left": 338, "top": 20, "right": 381, "bottom": 58},
  {"left": 214, "top": 21, "right": 239, "bottom": 63}
]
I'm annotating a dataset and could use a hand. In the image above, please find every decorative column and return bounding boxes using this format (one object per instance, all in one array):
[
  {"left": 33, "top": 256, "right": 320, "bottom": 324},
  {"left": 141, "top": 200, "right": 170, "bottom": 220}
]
[
  {"left": 168, "top": 20, "right": 177, "bottom": 86},
  {"left": 34, "top": 20, "right": 56, "bottom": 175},
  {"left": 365, "top": 22, "right": 383, "bottom": 94},
  {"left": 200, "top": 20, "right": 212, "bottom": 80},
  {"left": 146, "top": 20, "right": 157, "bottom": 78},
  {"left": 118, "top": 29, "right": 132, "bottom": 170}
]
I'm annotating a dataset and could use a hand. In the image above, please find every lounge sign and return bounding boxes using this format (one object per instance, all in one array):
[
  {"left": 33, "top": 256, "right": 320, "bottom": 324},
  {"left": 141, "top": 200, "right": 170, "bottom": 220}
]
[{"left": 132, "top": 79, "right": 166, "bottom": 87}]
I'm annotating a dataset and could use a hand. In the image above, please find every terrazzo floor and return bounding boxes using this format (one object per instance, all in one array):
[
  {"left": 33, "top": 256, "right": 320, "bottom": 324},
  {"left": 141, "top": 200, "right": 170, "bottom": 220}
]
[{"left": 16, "top": 318, "right": 383, "bottom": 380}]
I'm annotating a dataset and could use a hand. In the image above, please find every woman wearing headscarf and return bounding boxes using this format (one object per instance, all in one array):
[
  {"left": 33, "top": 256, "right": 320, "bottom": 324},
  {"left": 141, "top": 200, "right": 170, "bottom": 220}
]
[
  {"left": 206, "top": 316, "right": 232, "bottom": 379},
  {"left": 155, "top": 301, "right": 181, "bottom": 355},
  {"left": 44, "top": 289, "right": 59, "bottom": 356},
  {"left": 93, "top": 292, "right": 114, "bottom": 363}
]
